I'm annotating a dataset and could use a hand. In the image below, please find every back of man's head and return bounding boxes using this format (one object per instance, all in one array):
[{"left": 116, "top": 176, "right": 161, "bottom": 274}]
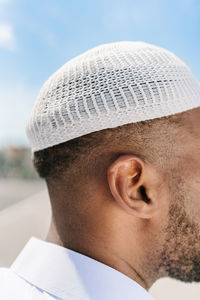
[{"left": 26, "top": 41, "right": 200, "bottom": 290}]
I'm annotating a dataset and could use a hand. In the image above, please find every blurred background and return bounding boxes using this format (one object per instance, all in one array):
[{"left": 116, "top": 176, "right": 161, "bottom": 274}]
[{"left": 0, "top": 0, "right": 200, "bottom": 299}]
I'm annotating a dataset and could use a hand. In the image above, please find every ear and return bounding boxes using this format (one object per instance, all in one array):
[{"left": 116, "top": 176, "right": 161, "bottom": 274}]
[{"left": 107, "top": 154, "right": 164, "bottom": 219}]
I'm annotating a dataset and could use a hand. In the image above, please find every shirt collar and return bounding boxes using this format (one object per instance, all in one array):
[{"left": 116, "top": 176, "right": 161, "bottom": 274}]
[{"left": 10, "top": 237, "right": 155, "bottom": 300}]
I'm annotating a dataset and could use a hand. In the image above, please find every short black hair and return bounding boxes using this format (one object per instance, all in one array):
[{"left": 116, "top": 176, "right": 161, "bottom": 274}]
[{"left": 33, "top": 112, "right": 185, "bottom": 185}]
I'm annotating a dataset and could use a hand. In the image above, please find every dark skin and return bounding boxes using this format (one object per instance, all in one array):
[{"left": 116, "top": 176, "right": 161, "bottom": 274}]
[{"left": 46, "top": 106, "right": 200, "bottom": 290}]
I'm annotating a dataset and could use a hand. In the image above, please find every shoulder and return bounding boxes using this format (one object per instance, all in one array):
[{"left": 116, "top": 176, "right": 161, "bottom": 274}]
[
  {"left": 0, "top": 268, "right": 9, "bottom": 281},
  {"left": 0, "top": 268, "right": 53, "bottom": 299}
]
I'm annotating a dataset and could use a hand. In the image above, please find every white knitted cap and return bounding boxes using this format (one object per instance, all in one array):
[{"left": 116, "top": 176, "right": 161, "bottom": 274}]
[{"left": 26, "top": 41, "right": 200, "bottom": 152}]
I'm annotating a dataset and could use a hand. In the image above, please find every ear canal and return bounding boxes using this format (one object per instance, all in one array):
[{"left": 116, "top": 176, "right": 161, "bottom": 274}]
[{"left": 139, "top": 186, "right": 151, "bottom": 203}]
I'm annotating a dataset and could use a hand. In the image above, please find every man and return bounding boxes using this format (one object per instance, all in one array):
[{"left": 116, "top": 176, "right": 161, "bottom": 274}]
[{"left": 1, "top": 41, "right": 200, "bottom": 299}]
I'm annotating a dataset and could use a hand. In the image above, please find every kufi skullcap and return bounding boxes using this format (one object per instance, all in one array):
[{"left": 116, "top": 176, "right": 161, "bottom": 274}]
[{"left": 25, "top": 41, "right": 200, "bottom": 152}]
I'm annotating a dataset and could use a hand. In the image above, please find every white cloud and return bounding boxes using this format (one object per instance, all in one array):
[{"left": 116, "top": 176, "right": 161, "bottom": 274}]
[
  {"left": 0, "top": 24, "right": 14, "bottom": 49},
  {"left": 0, "top": 83, "right": 38, "bottom": 147},
  {"left": 0, "top": 0, "right": 15, "bottom": 50}
]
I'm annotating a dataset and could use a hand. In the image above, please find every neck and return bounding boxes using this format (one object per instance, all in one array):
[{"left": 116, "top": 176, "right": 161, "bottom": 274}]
[{"left": 46, "top": 218, "right": 154, "bottom": 290}]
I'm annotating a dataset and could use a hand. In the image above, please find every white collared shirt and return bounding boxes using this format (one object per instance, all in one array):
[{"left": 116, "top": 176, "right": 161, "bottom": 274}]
[{"left": 0, "top": 237, "right": 155, "bottom": 300}]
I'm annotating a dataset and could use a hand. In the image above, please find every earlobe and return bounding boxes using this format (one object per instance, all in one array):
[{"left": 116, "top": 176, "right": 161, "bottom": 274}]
[{"left": 107, "top": 154, "right": 159, "bottom": 219}]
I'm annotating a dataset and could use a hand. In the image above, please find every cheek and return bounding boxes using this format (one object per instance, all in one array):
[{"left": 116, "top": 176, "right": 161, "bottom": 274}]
[
  {"left": 173, "top": 149, "right": 200, "bottom": 226},
  {"left": 180, "top": 171, "right": 200, "bottom": 227}
]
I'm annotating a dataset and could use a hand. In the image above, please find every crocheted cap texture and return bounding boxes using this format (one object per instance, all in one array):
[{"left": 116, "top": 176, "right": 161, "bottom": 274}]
[{"left": 26, "top": 41, "right": 200, "bottom": 152}]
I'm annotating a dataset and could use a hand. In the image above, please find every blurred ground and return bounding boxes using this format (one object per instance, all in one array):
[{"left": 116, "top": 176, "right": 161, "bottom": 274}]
[
  {"left": 0, "top": 187, "right": 51, "bottom": 267},
  {"left": 0, "top": 179, "right": 45, "bottom": 210}
]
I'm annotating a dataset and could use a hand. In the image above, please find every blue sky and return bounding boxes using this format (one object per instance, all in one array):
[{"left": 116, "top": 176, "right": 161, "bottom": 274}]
[{"left": 0, "top": 0, "right": 200, "bottom": 147}]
